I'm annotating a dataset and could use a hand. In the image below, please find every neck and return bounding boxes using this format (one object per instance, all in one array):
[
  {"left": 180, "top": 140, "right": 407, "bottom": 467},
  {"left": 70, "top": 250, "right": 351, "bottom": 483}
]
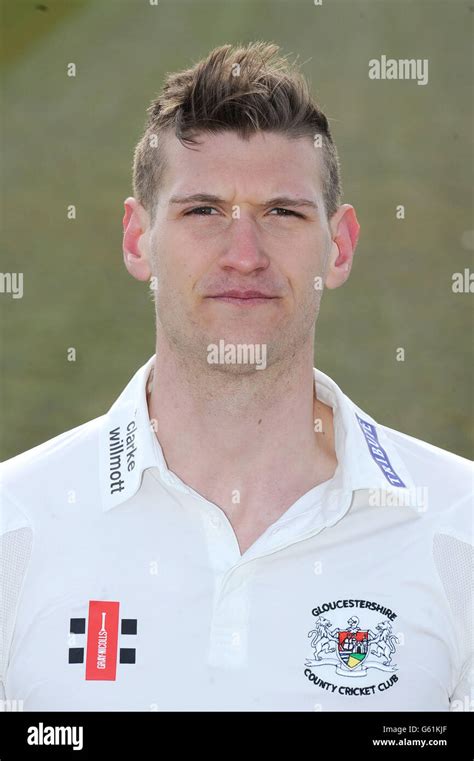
[{"left": 147, "top": 336, "right": 337, "bottom": 522}]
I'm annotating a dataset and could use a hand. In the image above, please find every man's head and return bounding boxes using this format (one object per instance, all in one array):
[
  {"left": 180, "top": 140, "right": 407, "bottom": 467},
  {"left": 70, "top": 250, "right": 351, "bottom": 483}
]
[
  {"left": 133, "top": 41, "right": 343, "bottom": 226},
  {"left": 123, "top": 42, "right": 359, "bottom": 374}
]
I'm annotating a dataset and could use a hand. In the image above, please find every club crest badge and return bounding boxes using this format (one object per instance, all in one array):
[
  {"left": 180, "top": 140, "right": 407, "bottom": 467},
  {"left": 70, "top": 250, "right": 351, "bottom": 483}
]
[{"left": 304, "top": 599, "right": 401, "bottom": 696}]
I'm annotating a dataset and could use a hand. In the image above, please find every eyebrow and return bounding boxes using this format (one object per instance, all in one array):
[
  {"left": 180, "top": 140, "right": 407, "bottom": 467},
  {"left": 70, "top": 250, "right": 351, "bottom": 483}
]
[{"left": 168, "top": 193, "right": 319, "bottom": 210}]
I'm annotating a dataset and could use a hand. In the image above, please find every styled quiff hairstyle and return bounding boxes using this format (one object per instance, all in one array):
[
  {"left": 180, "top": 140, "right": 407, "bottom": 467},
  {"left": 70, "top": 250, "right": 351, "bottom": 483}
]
[{"left": 132, "top": 42, "right": 342, "bottom": 222}]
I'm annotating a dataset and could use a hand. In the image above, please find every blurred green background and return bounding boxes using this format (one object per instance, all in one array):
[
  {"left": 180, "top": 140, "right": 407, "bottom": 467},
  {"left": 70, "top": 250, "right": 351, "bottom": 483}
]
[{"left": 1, "top": 0, "right": 473, "bottom": 460}]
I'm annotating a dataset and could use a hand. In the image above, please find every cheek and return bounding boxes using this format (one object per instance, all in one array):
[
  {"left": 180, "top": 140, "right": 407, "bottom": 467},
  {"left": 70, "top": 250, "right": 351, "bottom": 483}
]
[
  {"left": 154, "top": 248, "right": 203, "bottom": 302},
  {"left": 284, "top": 252, "right": 326, "bottom": 301}
]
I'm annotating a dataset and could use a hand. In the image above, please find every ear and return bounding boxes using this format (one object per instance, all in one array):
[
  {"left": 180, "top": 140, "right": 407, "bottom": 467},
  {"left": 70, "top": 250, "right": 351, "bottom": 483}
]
[
  {"left": 122, "top": 197, "right": 153, "bottom": 282},
  {"left": 324, "top": 204, "right": 360, "bottom": 290}
]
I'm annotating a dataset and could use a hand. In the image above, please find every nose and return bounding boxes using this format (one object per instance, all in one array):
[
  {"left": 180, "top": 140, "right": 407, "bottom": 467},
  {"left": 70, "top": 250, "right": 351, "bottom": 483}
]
[{"left": 219, "top": 215, "right": 270, "bottom": 275}]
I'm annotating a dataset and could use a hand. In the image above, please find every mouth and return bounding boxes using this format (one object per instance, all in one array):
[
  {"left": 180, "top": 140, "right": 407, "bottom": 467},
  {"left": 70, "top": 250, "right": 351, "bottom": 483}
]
[{"left": 206, "top": 290, "right": 280, "bottom": 306}]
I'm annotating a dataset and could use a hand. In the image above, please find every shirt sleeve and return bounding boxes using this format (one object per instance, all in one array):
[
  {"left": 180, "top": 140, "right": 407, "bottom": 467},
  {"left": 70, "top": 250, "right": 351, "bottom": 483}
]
[
  {"left": 0, "top": 483, "right": 33, "bottom": 698},
  {"left": 432, "top": 493, "right": 473, "bottom": 712}
]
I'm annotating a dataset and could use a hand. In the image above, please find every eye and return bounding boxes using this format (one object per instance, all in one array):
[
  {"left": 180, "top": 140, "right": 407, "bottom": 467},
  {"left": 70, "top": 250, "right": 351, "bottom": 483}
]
[
  {"left": 184, "top": 206, "right": 219, "bottom": 216},
  {"left": 268, "top": 208, "right": 304, "bottom": 218}
]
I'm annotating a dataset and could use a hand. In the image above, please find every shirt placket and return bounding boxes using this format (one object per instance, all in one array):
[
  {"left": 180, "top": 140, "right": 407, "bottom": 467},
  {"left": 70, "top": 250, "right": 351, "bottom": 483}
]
[{"left": 200, "top": 486, "right": 354, "bottom": 670}]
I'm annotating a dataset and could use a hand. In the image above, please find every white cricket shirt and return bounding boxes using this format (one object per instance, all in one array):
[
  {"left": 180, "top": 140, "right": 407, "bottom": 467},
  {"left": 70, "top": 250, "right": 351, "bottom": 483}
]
[{"left": 1, "top": 354, "right": 472, "bottom": 712}]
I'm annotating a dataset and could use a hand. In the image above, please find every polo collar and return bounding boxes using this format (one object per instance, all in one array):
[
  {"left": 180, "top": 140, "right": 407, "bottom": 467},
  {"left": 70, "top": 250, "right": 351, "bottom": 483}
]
[{"left": 99, "top": 354, "right": 419, "bottom": 513}]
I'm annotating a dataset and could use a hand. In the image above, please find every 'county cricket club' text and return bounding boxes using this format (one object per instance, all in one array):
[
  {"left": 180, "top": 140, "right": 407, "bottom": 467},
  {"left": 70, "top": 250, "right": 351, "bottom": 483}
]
[{"left": 108, "top": 420, "right": 137, "bottom": 495}]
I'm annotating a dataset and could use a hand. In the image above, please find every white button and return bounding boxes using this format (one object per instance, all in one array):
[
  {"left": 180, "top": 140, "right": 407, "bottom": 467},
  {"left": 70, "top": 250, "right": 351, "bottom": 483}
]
[{"left": 209, "top": 515, "right": 221, "bottom": 528}]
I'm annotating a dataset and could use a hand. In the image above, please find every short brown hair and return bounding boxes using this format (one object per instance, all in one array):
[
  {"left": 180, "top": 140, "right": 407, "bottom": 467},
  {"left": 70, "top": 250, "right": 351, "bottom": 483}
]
[{"left": 132, "top": 41, "right": 342, "bottom": 221}]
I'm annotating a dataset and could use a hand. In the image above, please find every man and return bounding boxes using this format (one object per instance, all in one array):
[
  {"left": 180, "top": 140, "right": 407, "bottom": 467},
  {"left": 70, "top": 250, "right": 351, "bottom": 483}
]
[{"left": 1, "top": 42, "right": 472, "bottom": 712}]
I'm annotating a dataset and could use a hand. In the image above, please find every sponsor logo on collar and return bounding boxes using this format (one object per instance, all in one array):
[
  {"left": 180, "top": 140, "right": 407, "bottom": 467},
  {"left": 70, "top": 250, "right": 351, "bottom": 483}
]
[
  {"left": 355, "top": 414, "right": 406, "bottom": 488},
  {"left": 108, "top": 418, "right": 138, "bottom": 497},
  {"left": 100, "top": 375, "right": 160, "bottom": 510}
]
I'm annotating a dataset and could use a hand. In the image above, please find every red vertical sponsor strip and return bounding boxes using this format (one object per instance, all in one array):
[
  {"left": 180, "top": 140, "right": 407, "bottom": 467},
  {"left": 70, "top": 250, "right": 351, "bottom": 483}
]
[{"left": 85, "top": 600, "right": 120, "bottom": 681}]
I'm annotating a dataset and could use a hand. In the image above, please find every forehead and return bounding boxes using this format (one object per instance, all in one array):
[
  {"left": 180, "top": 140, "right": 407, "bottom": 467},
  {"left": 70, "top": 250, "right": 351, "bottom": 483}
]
[{"left": 159, "top": 130, "right": 324, "bottom": 200}]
